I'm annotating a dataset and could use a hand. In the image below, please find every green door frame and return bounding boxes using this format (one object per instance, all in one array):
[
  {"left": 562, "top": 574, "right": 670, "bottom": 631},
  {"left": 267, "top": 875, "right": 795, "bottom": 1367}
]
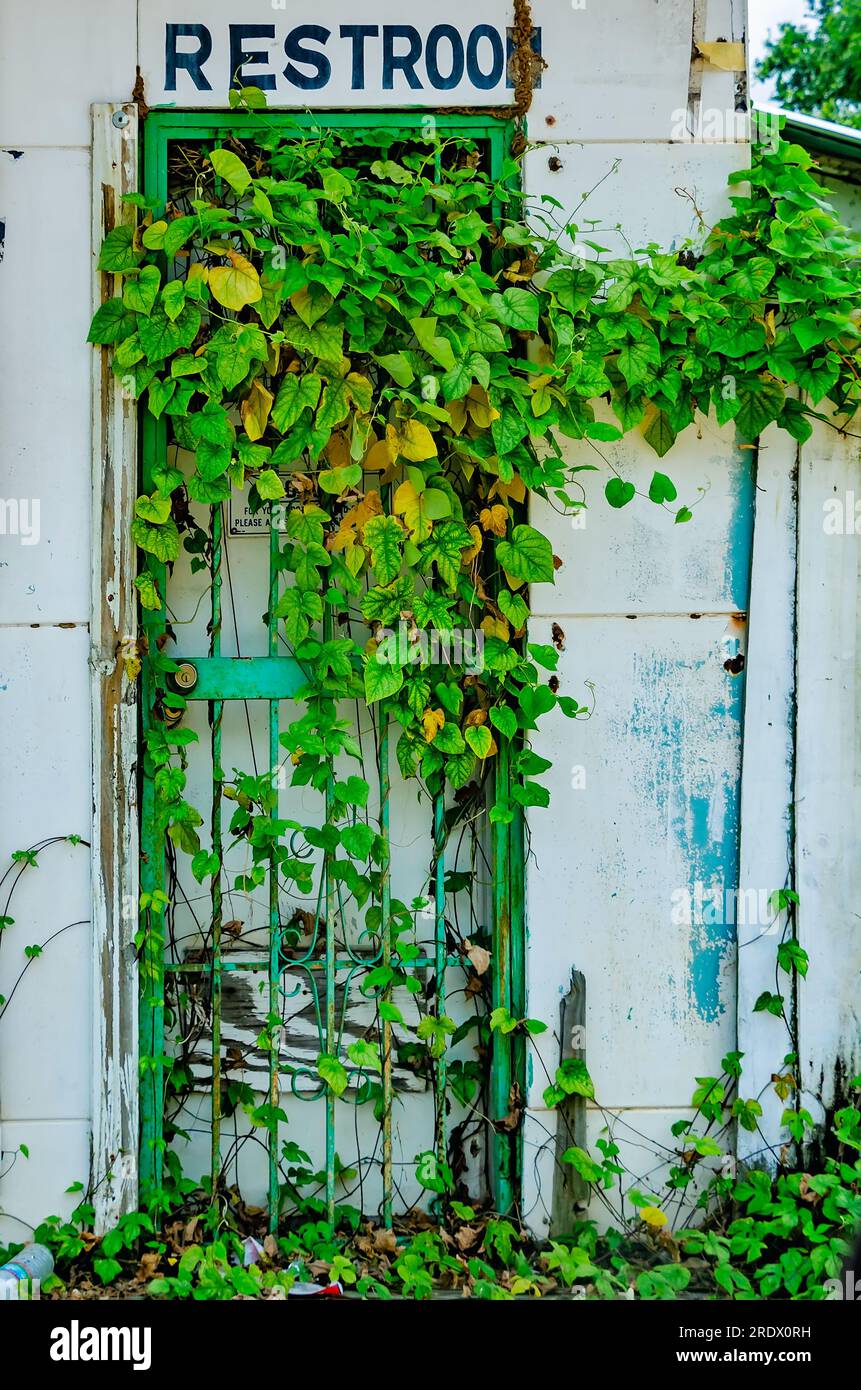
[{"left": 138, "top": 109, "right": 526, "bottom": 1224}]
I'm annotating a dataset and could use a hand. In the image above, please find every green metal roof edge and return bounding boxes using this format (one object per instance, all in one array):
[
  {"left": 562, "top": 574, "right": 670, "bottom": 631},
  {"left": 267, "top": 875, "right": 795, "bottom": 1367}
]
[{"left": 771, "top": 108, "right": 861, "bottom": 166}]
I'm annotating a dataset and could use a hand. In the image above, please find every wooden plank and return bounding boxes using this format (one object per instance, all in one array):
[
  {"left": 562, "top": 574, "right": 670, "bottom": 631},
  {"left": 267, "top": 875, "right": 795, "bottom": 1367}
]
[
  {"left": 736, "top": 422, "right": 798, "bottom": 1168},
  {"left": 549, "top": 970, "right": 587, "bottom": 1236},
  {"left": 795, "top": 419, "right": 861, "bottom": 1132},
  {"left": 182, "top": 954, "right": 427, "bottom": 1096},
  {"left": 89, "top": 102, "right": 140, "bottom": 1231}
]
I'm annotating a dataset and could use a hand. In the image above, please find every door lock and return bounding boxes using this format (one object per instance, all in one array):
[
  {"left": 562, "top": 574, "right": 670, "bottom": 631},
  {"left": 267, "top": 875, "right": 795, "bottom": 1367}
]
[{"left": 172, "top": 662, "right": 199, "bottom": 692}]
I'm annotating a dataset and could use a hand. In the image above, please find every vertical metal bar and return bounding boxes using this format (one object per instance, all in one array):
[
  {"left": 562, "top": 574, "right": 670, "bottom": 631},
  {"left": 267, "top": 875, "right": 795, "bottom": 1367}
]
[
  {"left": 433, "top": 792, "right": 447, "bottom": 1169},
  {"left": 138, "top": 125, "right": 170, "bottom": 1206},
  {"left": 324, "top": 836, "right": 336, "bottom": 1224},
  {"left": 509, "top": 799, "right": 526, "bottom": 1208},
  {"left": 139, "top": 649, "right": 165, "bottom": 1203},
  {"left": 139, "top": 413, "right": 166, "bottom": 1205},
  {"left": 378, "top": 712, "right": 393, "bottom": 1227},
  {"left": 488, "top": 117, "right": 522, "bottom": 1215},
  {"left": 267, "top": 506, "right": 280, "bottom": 1231},
  {"left": 323, "top": 609, "right": 336, "bottom": 1226},
  {"left": 491, "top": 740, "right": 513, "bottom": 1213},
  {"left": 210, "top": 505, "right": 224, "bottom": 1206}
]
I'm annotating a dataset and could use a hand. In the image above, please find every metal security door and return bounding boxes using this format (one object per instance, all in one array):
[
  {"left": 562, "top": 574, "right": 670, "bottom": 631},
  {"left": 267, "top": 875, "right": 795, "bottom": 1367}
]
[{"left": 137, "top": 111, "right": 524, "bottom": 1230}]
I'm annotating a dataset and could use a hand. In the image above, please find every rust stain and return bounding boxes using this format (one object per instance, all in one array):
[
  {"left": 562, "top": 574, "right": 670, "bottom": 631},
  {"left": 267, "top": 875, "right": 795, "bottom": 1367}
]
[
  {"left": 131, "top": 69, "right": 150, "bottom": 123},
  {"left": 446, "top": 0, "right": 543, "bottom": 145}
]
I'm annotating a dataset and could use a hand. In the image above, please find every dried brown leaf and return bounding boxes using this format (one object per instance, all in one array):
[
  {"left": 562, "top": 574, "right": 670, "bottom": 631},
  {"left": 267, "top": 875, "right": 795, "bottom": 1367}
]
[{"left": 465, "top": 940, "right": 491, "bottom": 975}]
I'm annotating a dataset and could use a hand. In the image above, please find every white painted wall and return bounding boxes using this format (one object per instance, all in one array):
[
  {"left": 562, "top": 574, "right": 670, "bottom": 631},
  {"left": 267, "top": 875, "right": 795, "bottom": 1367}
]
[
  {"left": 795, "top": 421, "right": 861, "bottom": 1129},
  {"left": 520, "top": 0, "right": 753, "bottom": 1232},
  {"left": 819, "top": 168, "right": 861, "bottom": 234},
  {"left": 14, "top": 0, "right": 853, "bottom": 1240},
  {"left": 0, "top": 0, "right": 137, "bottom": 1244}
]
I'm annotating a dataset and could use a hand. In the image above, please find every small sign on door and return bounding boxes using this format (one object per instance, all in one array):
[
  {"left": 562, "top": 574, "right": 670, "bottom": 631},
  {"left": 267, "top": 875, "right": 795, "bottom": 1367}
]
[{"left": 228, "top": 485, "right": 271, "bottom": 537}]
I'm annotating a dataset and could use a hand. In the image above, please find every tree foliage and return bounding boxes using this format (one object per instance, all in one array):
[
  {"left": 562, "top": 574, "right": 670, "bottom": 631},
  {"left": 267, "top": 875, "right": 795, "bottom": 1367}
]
[{"left": 757, "top": 0, "right": 861, "bottom": 128}]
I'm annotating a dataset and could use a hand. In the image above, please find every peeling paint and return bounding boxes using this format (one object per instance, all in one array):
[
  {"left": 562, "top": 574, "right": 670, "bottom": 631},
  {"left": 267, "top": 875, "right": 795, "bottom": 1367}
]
[
  {"left": 627, "top": 645, "right": 742, "bottom": 1022},
  {"left": 89, "top": 106, "right": 141, "bottom": 1232}
]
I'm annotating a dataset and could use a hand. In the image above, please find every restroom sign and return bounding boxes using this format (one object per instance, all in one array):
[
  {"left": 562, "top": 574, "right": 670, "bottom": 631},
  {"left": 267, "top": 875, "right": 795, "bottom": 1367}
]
[{"left": 141, "top": 2, "right": 541, "bottom": 108}]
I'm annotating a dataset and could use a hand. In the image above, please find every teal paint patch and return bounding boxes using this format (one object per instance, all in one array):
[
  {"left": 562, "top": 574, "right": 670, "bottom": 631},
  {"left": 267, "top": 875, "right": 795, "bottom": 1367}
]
[
  {"left": 625, "top": 449, "right": 754, "bottom": 1022},
  {"left": 686, "top": 793, "right": 734, "bottom": 1020},
  {"left": 725, "top": 444, "right": 756, "bottom": 611},
  {"left": 628, "top": 651, "right": 747, "bottom": 1023}
]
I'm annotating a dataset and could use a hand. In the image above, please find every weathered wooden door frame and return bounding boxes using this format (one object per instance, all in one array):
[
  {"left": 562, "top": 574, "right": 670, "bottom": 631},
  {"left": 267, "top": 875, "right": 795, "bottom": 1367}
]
[{"left": 90, "top": 102, "right": 141, "bottom": 1232}]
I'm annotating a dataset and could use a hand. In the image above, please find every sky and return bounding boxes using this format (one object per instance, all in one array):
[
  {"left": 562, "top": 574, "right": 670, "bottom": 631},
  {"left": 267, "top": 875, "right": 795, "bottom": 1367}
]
[{"left": 748, "top": 0, "right": 817, "bottom": 103}]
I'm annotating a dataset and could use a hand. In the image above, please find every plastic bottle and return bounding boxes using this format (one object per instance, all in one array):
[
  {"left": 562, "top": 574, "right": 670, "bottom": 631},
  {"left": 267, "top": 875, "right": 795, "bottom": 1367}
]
[{"left": 0, "top": 1243, "right": 54, "bottom": 1296}]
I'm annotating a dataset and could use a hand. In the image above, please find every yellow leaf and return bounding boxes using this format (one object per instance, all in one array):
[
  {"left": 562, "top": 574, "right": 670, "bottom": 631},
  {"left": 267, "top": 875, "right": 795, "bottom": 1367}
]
[
  {"left": 344, "top": 543, "right": 365, "bottom": 577},
  {"left": 447, "top": 399, "right": 468, "bottom": 435},
  {"left": 120, "top": 638, "right": 141, "bottom": 682},
  {"left": 355, "top": 490, "right": 383, "bottom": 532},
  {"left": 773, "top": 1070, "right": 796, "bottom": 1102},
  {"left": 324, "top": 430, "right": 351, "bottom": 469},
  {"left": 480, "top": 504, "right": 509, "bottom": 537},
  {"left": 393, "top": 479, "right": 417, "bottom": 512},
  {"left": 240, "top": 380, "right": 273, "bottom": 441},
  {"left": 481, "top": 615, "right": 510, "bottom": 641},
  {"left": 364, "top": 438, "right": 392, "bottom": 472},
  {"left": 529, "top": 373, "right": 553, "bottom": 393},
  {"left": 763, "top": 308, "right": 777, "bottom": 345},
  {"left": 209, "top": 251, "right": 262, "bottom": 310},
  {"left": 393, "top": 480, "right": 434, "bottom": 542},
  {"left": 509, "top": 1276, "right": 539, "bottom": 1297},
  {"left": 640, "top": 1206, "right": 668, "bottom": 1229},
  {"left": 328, "top": 522, "right": 354, "bottom": 554},
  {"left": 503, "top": 259, "right": 536, "bottom": 284},
  {"left": 489, "top": 475, "right": 527, "bottom": 506},
  {"left": 187, "top": 262, "right": 209, "bottom": 287},
  {"left": 464, "top": 709, "right": 487, "bottom": 728},
  {"left": 346, "top": 372, "right": 374, "bottom": 413},
  {"left": 328, "top": 490, "right": 383, "bottom": 553},
  {"left": 422, "top": 708, "right": 446, "bottom": 743},
  {"left": 290, "top": 283, "right": 332, "bottom": 327},
  {"left": 466, "top": 385, "right": 499, "bottom": 429},
  {"left": 388, "top": 418, "right": 437, "bottom": 462},
  {"left": 384, "top": 424, "right": 400, "bottom": 463},
  {"left": 461, "top": 523, "right": 483, "bottom": 566}
]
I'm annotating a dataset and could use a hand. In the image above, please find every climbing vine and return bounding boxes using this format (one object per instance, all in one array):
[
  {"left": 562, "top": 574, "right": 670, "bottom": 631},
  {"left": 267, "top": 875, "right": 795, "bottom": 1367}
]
[
  {"left": 90, "top": 105, "right": 861, "bottom": 813},
  {"left": 91, "top": 106, "right": 861, "bottom": 935},
  {"left": 18, "top": 95, "right": 852, "bottom": 1293}
]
